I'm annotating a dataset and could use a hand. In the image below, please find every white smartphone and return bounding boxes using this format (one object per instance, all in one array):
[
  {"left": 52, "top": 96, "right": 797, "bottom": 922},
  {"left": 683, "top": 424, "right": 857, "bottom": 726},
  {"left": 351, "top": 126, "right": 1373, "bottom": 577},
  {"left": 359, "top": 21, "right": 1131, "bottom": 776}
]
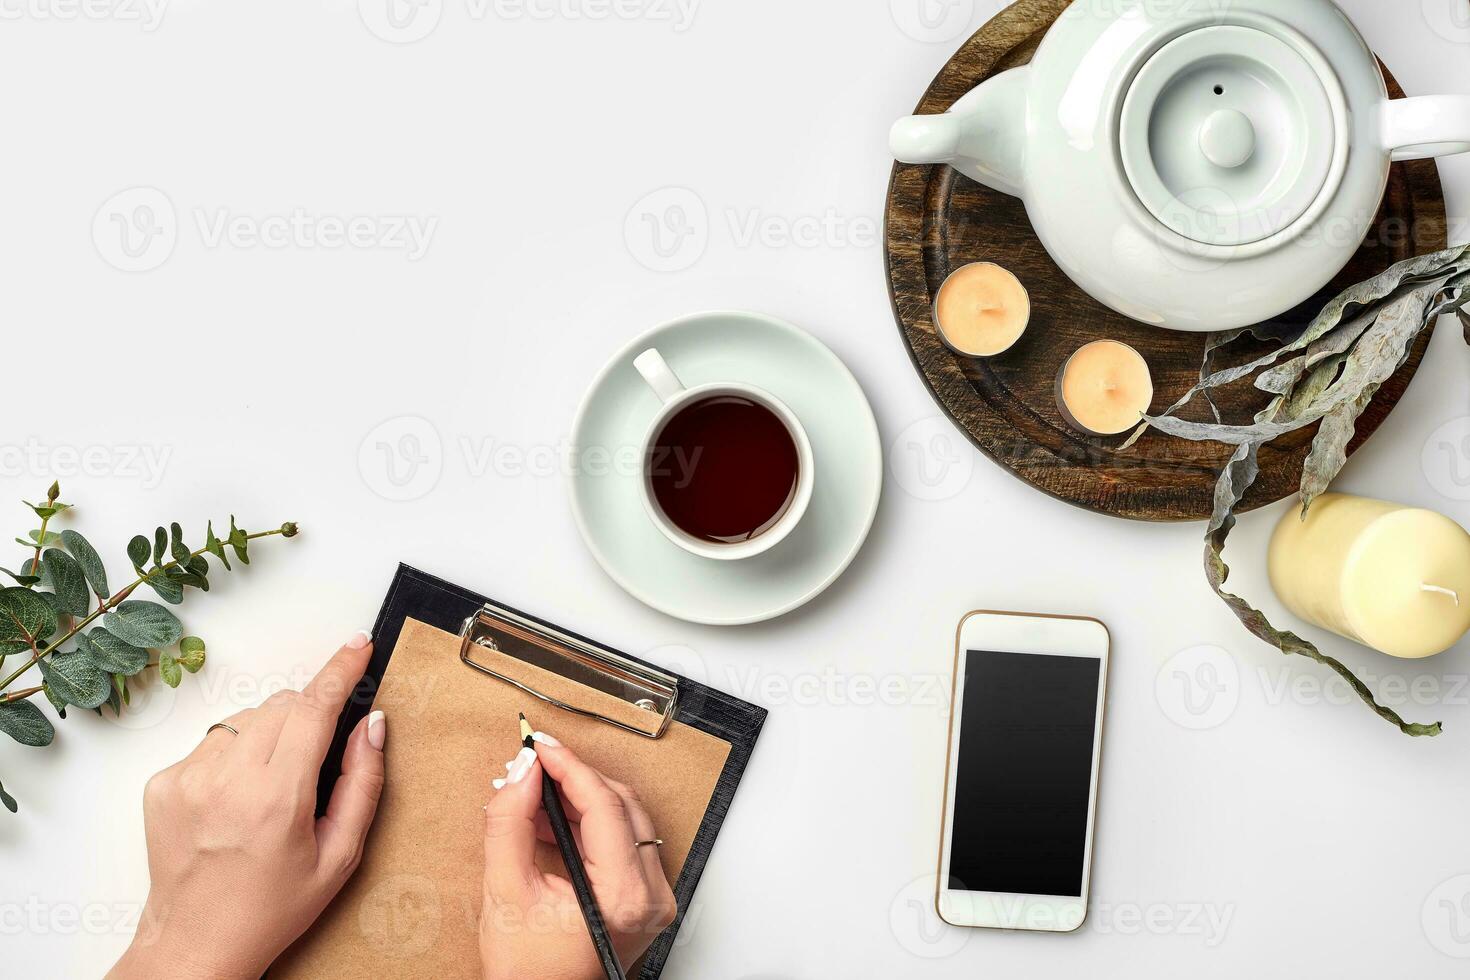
[{"left": 936, "top": 610, "right": 1109, "bottom": 933}]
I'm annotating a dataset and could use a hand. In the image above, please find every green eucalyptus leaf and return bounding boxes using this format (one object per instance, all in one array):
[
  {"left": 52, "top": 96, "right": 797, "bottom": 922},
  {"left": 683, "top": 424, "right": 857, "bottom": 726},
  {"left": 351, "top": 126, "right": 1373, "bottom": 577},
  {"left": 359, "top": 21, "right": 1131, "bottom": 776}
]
[
  {"left": 33, "top": 591, "right": 66, "bottom": 620},
  {"left": 15, "top": 529, "right": 64, "bottom": 549},
  {"left": 25, "top": 501, "right": 70, "bottom": 521},
  {"left": 169, "top": 522, "right": 191, "bottom": 565},
  {"left": 159, "top": 650, "right": 182, "bottom": 688},
  {"left": 204, "top": 521, "right": 230, "bottom": 570},
  {"left": 0, "top": 586, "right": 58, "bottom": 655},
  {"left": 185, "top": 555, "right": 209, "bottom": 578},
  {"left": 152, "top": 527, "right": 166, "bottom": 567},
  {"left": 0, "top": 779, "right": 17, "bottom": 813},
  {"left": 127, "top": 535, "right": 150, "bottom": 570},
  {"left": 60, "top": 530, "right": 108, "bottom": 601},
  {"left": 103, "top": 600, "right": 182, "bottom": 648},
  {"left": 0, "top": 700, "right": 54, "bottom": 746},
  {"left": 0, "top": 568, "right": 41, "bottom": 587},
  {"left": 164, "top": 568, "right": 208, "bottom": 593},
  {"left": 178, "top": 636, "right": 206, "bottom": 673},
  {"left": 143, "top": 571, "right": 183, "bottom": 605},
  {"left": 39, "top": 652, "right": 110, "bottom": 710},
  {"left": 41, "top": 549, "right": 88, "bottom": 618},
  {"left": 227, "top": 516, "right": 250, "bottom": 565},
  {"left": 77, "top": 629, "right": 148, "bottom": 675},
  {"left": 42, "top": 681, "right": 68, "bottom": 718}
]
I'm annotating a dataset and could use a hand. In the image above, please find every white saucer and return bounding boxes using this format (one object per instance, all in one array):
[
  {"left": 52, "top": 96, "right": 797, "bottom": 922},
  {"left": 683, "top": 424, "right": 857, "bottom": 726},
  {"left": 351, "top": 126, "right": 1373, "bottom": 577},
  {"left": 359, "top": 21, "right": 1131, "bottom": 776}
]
[{"left": 569, "top": 311, "right": 882, "bottom": 626}]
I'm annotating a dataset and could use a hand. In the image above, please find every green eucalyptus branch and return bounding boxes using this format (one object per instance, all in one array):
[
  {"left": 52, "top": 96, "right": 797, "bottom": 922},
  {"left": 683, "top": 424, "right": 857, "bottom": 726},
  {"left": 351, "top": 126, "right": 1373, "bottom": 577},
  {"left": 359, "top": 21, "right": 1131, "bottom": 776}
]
[
  {"left": 0, "top": 526, "right": 292, "bottom": 696},
  {"left": 0, "top": 484, "right": 298, "bottom": 814}
]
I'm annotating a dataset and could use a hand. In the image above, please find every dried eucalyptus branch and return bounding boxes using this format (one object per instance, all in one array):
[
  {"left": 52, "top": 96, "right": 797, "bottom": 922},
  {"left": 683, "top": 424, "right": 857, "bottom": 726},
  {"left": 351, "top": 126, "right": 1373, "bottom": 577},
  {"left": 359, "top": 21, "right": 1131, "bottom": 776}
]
[
  {"left": 1142, "top": 246, "right": 1470, "bottom": 736},
  {"left": 0, "top": 483, "right": 298, "bottom": 811}
]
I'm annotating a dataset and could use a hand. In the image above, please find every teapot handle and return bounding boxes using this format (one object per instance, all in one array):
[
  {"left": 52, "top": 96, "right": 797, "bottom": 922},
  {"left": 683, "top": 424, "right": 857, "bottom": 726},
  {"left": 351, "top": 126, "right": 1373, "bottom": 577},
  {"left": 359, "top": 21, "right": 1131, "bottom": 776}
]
[{"left": 1381, "top": 95, "right": 1470, "bottom": 162}]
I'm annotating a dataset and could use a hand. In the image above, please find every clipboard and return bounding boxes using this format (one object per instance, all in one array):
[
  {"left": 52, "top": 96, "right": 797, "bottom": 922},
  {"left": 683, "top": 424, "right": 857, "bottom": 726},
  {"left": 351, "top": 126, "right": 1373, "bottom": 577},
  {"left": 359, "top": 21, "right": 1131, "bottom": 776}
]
[{"left": 271, "top": 564, "right": 766, "bottom": 979}]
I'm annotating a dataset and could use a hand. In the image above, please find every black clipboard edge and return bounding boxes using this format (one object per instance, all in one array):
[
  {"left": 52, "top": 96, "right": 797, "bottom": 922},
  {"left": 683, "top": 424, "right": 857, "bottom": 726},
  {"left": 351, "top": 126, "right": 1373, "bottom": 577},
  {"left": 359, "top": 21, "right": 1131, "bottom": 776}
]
[{"left": 306, "top": 563, "right": 767, "bottom": 980}]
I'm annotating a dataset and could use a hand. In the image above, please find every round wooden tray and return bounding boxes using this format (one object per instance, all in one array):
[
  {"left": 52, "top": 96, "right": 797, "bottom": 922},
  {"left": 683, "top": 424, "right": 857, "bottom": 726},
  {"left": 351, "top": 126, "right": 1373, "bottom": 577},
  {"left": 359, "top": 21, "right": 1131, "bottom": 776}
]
[{"left": 884, "top": 0, "right": 1447, "bottom": 522}]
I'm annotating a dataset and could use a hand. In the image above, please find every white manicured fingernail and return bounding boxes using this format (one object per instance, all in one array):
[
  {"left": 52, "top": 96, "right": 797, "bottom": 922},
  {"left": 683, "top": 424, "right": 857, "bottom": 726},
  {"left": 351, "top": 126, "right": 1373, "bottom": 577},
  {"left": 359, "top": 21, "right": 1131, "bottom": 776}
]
[
  {"left": 491, "top": 778, "right": 507, "bottom": 790},
  {"left": 347, "top": 629, "right": 373, "bottom": 650},
  {"left": 507, "top": 747, "right": 536, "bottom": 784},
  {"left": 505, "top": 761, "right": 513, "bottom": 771},
  {"left": 367, "top": 710, "right": 386, "bottom": 751},
  {"left": 531, "top": 731, "right": 560, "bottom": 747}
]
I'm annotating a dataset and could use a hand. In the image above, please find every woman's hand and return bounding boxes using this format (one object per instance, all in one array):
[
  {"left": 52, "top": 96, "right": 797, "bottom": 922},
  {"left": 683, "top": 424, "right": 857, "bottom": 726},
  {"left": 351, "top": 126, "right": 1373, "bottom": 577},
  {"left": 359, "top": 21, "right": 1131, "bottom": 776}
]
[
  {"left": 480, "top": 732, "right": 678, "bottom": 980},
  {"left": 108, "top": 633, "right": 387, "bottom": 980}
]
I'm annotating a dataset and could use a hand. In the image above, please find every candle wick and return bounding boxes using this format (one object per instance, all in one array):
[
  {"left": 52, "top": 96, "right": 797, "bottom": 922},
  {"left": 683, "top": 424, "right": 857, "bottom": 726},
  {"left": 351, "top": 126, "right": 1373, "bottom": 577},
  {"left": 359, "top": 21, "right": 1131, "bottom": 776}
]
[{"left": 1422, "top": 583, "right": 1461, "bottom": 605}]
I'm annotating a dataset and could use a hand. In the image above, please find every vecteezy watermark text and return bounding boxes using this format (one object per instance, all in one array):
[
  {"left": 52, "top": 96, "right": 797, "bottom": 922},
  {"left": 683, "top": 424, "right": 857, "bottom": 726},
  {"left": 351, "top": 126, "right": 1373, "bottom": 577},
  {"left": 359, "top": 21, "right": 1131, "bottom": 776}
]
[
  {"left": 93, "top": 187, "right": 437, "bottom": 272},
  {"left": 357, "top": 416, "right": 708, "bottom": 502},
  {"left": 356, "top": 0, "right": 699, "bottom": 44},
  {"left": 623, "top": 187, "right": 878, "bottom": 272},
  {"left": 193, "top": 208, "right": 436, "bottom": 260},
  {"left": 0, "top": 439, "right": 171, "bottom": 490},
  {"left": 0, "top": 0, "right": 168, "bottom": 30}
]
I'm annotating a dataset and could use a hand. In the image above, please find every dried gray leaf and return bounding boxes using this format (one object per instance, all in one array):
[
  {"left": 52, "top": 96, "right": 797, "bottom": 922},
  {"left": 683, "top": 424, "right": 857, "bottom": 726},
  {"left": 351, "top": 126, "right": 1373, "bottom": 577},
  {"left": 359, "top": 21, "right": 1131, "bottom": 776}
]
[
  {"left": 1285, "top": 351, "right": 1348, "bottom": 418},
  {"left": 1145, "top": 284, "right": 1440, "bottom": 447},
  {"left": 1299, "top": 386, "right": 1378, "bottom": 515},
  {"left": 1144, "top": 245, "right": 1470, "bottom": 429},
  {"left": 1255, "top": 309, "right": 1375, "bottom": 396},
  {"left": 1198, "top": 330, "right": 1246, "bottom": 423}
]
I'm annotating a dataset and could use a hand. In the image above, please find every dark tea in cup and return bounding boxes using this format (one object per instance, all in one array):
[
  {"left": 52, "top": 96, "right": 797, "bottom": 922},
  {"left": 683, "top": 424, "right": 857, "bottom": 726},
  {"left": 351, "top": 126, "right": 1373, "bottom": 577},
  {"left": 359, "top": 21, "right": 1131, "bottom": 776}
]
[{"left": 647, "top": 394, "right": 800, "bottom": 544}]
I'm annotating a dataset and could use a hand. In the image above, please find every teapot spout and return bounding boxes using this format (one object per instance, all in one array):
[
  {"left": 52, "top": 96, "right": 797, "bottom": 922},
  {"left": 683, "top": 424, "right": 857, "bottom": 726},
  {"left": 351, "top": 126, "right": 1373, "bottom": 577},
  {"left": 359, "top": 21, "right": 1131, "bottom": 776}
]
[
  {"left": 889, "top": 65, "right": 1029, "bottom": 198},
  {"left": 889, "top": 113, "right": 962, "bottom": 165}
]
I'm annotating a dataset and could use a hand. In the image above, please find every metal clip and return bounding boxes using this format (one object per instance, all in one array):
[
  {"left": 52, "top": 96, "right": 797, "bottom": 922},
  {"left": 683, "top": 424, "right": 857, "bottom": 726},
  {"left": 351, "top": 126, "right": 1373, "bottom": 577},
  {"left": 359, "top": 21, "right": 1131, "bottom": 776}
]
[{"left": 458, "top": 603, "right": 677, "bottom": 738}]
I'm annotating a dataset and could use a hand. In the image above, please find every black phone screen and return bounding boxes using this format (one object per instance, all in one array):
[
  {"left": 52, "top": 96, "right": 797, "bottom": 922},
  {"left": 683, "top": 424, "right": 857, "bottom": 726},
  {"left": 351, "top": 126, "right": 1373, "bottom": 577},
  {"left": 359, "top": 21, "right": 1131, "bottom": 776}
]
[{"left": 947, "top": 650, "right": 1101, "bottom": 898}]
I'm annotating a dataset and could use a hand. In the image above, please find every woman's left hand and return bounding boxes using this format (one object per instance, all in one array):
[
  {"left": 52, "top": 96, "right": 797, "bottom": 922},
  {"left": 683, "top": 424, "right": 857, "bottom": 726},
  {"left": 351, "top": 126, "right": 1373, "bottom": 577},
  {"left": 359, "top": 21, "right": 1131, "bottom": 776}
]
[{"left": 108, "top": 632, "right": 387, "bottom": 980}]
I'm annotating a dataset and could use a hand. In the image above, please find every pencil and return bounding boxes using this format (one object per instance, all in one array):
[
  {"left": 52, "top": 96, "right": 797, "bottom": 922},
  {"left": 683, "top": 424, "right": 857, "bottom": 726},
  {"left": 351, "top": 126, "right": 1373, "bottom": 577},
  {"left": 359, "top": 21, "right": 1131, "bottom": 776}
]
[{"left": 520, "top": 712, "right": 626, "bottom": 980}]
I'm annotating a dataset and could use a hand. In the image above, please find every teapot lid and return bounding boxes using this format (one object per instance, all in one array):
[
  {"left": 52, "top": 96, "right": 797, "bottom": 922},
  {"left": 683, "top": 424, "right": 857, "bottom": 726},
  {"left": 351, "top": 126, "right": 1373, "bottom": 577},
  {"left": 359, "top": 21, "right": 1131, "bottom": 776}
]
[{"left": 1119, "top": 24, "right": 1347, "bottom": 249}]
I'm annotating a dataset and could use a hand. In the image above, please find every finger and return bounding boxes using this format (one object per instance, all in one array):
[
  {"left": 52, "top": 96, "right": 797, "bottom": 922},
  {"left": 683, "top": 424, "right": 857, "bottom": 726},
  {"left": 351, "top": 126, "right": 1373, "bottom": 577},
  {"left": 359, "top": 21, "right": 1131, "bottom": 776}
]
[
  {"left": 483, "top": 746, "right": 543, "bottom": 907},
  {"left": 273, "top": 632, "right": 374, "bottom": 786},
  {"left": 531, "top": 737, "right": 645, "bottom": 886},
  {"left": 230, "top": 689, "right": 298, "bottom": 764},
  {"left": 182, "top": 707, "right": 253, "bottom": 764},
  {"left": 603, "top": 777, "right": 666, "bottom": 887},
  {"left": 316, "top": 710, "right": 387, "bottom": 885}
]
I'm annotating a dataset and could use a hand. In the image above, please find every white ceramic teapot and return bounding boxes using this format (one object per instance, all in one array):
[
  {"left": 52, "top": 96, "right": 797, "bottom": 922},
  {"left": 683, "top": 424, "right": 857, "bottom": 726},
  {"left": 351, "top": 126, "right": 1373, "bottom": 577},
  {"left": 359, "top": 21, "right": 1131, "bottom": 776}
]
[{"left": 890, "top": 0, "right": 1470, "bottom": 332}]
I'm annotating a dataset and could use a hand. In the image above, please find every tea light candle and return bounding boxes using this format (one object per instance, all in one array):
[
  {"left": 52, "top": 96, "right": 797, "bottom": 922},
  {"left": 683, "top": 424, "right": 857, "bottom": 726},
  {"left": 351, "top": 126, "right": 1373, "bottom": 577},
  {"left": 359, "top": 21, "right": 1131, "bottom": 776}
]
[
  {"left": 933, "top": 262, "right": 1031, "bottom": 357},
  {"left": 1055, "top": 340, "right": 1154, "bottom": 436},
  {"left": 1268, "top": 493, "right": 1470, "bottom": 659}
]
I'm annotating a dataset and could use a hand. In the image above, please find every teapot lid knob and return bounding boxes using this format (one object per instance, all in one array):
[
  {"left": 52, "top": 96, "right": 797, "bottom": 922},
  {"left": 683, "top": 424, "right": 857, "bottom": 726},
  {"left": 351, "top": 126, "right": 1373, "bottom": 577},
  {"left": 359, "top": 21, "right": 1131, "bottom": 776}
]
[{"left": 1199, "top": 109, "right": 1256, "bottom": 169}]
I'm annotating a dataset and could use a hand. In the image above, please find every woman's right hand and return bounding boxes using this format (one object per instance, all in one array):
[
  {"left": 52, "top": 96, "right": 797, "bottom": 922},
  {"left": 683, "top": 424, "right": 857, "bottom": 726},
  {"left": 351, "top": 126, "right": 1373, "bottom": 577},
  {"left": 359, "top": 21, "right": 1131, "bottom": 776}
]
[{"left": 478, "top": 731, "right": 677, "bottom": 980}]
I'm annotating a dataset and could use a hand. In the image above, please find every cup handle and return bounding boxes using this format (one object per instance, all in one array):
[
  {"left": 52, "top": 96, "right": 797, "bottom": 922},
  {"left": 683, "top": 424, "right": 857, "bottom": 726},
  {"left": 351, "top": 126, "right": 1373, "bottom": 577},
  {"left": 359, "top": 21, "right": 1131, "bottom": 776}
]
[
  {"left": 633, "top": 348, "right": 687, "bottom": 404},
  {"left": 1381, "top": 96, "right": 1470, "bottom": 162}
]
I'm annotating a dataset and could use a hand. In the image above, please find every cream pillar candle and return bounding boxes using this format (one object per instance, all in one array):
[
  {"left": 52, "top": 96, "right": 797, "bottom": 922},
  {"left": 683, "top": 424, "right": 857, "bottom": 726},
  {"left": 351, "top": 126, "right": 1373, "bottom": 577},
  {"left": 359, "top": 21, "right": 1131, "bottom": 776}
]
[
  {"left": 1267, "top": 492, "right": 1470, "bottom": 659},
  {"left": 1055, "top": 340, "right": 1154, "bottom": 436},
  {"left": 933, "top": 262, "right": 1031, "bottom": 357}
]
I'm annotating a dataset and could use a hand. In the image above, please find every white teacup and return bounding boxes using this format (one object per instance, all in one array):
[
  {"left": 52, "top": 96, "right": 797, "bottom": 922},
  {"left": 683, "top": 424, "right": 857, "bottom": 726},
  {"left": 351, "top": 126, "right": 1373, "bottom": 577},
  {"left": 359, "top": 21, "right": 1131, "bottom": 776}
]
[{"left": 633, "top": 348, "right": 814, "bottom": 561}]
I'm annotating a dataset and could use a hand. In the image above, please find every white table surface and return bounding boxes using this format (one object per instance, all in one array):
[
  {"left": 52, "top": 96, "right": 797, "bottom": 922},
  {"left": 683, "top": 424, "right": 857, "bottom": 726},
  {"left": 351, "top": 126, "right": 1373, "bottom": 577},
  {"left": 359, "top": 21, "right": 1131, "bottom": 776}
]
[{"left": 5, "top": 1, "right": 1470, "bottom": 976}]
